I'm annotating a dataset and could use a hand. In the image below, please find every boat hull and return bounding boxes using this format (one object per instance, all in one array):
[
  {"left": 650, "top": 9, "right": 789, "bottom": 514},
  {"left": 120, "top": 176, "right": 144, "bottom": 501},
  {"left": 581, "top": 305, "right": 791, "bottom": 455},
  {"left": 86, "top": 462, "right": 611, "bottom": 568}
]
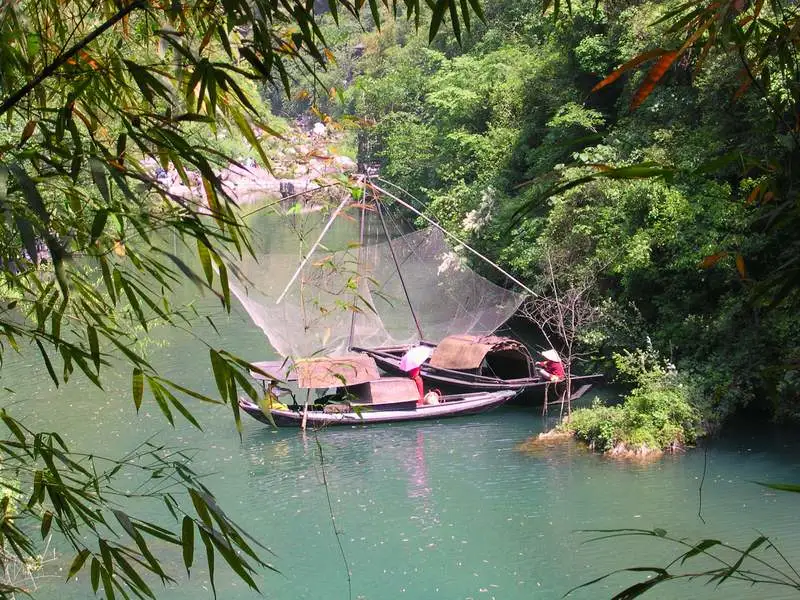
[
  {"left": 354, "top": 345, "right": 603, "bottom": 399},
  {"left": 239, "top": 389, "right": 518, "bottom": 427}
]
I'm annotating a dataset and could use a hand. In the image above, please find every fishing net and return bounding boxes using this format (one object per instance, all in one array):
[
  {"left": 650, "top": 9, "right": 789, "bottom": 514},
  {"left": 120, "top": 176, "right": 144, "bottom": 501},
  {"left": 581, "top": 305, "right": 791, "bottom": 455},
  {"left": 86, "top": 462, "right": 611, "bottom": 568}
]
[{"left": 229, "top": 199, "right": 525, "bottom": 359}]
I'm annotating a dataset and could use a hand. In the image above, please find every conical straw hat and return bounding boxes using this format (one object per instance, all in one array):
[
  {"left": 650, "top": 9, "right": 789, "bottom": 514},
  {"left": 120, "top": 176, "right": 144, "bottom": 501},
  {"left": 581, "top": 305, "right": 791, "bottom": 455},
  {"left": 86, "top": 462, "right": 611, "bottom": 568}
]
[{"left": 541, "top": 349, "right": 561, "bottom": 362}]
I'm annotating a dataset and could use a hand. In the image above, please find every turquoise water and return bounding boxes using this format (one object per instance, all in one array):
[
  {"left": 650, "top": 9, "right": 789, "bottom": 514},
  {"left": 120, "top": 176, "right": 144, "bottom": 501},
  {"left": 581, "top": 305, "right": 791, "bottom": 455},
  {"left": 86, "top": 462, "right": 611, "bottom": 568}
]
[
  {"left": 3, "top": 210, "right": 800, "bottom": 599},
  {"left": 6, "top": 295, "right": 800, "bottom": 599}
]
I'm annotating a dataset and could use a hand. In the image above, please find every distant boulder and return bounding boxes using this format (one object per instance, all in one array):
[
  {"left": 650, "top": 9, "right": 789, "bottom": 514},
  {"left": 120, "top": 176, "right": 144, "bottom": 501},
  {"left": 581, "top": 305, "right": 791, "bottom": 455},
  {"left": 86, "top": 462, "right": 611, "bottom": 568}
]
[{"left": 333, "top": 155, "right": 357, "bottom": 172}]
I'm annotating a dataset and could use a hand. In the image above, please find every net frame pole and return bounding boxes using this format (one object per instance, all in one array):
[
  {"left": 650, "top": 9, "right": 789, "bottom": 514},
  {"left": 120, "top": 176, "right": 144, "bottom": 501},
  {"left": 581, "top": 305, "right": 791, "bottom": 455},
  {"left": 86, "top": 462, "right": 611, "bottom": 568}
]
[
  {"left": 348, "top": 181, "right": 368, "bottom": 349},
  {"left": 375, "top": 194, "right": 425, "bottom": 341},
  {"left": 369, "top": 181, "right": 538, "bottom": 298},
  {"left": 275, "top": 194, "right": 350, "bottom": 305}
]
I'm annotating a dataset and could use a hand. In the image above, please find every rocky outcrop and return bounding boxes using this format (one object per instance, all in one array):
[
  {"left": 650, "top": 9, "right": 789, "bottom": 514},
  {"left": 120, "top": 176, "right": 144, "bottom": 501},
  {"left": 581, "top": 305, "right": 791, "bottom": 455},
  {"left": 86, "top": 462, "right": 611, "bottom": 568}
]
[{"left": 142, "top": 125, "right": 358, "bottom": 209}]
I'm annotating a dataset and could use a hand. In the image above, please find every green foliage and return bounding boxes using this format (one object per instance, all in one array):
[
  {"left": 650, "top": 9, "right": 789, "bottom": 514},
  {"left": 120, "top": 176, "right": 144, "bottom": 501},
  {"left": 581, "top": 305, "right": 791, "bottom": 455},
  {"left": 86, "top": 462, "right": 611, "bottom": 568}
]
[
  {"left": 561, "top": 347, "right": 701, "bottom": 454},
  {"left": 0, "top": 0, "right": 486, "bottom": 597},
  {"left": 346, "top": 0, "right": 800, "bottom": 426},
  {"left": 572, "top": 527, "right": 800, "bottom": 598}
]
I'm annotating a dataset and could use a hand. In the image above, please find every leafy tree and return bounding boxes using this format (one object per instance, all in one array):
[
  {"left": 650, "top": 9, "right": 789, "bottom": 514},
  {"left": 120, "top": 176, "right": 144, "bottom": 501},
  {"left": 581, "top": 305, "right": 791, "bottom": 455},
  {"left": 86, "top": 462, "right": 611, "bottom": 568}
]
[
  {"left": 352, "top": 0, "right": 799, "bottom": 423},
  {"left": 0, "top": 0, "right": 482, "bottom": 597}
]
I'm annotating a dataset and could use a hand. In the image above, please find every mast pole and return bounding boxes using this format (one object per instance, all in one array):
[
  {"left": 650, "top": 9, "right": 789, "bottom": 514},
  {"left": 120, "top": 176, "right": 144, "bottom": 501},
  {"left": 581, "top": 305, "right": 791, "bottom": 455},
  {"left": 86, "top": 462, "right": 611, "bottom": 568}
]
[
  {"left": 374, "top": 193, "right": 425, "bottom": 341},
  {"left": 348, "top": 178, "right": 367, "bottom": 349}
]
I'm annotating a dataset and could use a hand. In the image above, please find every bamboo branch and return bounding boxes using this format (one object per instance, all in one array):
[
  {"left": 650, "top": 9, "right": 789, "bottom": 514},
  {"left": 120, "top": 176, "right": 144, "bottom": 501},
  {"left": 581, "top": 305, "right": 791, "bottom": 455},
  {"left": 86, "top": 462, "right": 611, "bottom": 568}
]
[{"left": 0, "top": 1, "right": 146, "bottom": 118}]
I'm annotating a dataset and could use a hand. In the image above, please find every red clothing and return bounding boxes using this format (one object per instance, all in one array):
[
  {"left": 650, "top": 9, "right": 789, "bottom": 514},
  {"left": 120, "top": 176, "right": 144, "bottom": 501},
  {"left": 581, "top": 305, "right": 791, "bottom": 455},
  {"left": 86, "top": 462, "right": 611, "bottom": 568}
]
[
  {"left": 407, "top": 366, "right": 425, "bottom": 402},
  {"left": 537, "top": 360, "right": 565, "bottom": 381}
]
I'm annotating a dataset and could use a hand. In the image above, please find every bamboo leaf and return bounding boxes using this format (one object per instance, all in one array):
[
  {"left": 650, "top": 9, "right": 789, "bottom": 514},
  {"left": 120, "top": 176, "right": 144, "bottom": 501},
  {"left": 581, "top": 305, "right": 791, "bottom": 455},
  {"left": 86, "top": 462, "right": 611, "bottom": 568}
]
[
  {"left": 40, "top": 510, "right": 53, "bottom": 538},
  {"left": 100, "top": 563, "right": 115, "bottom": 600},
  {"left": 699, "top": 251, "right": 727, "bottom": 269},
  {"left": 157, "top": 378, "right": 223, "bottom": 404},
  {"left": 67, "top": 549, "right": 91, "bottom": 581},
  {"left": 148, "top": 379, "right": 174, "bottom": 426},
  {"left": 229, "top": 108, "right": 271, "bottom": 173},
  {"left": 630, "top": 51, "right": 680, "bottom": 110},
  {"left": 90, "top": 557, "right": 100, "bottom": 593},
  {"left": 87, "top": 325, "right": 100, "bottom": 370},
  {"left": 717, "top": 536, "right": 768, "bottom": 585},
  {"left": 228, "top": 374, "right": 242, "bottom": 433},
  {"left": 18, "top": 120, "right": 36, "bottom": 147},
  {"left": 213, "top": 252, "right": 230, "bottom": 312},
  {"left": 735, "top": 254, "right": 747, "bottom": 279},
  {"left": 182, "top": 516, "right": 194, "bottom": 574},
  {"left": 90, "top": 210, "right": 109, "bottom": 245},
  {"left": 0, "top": 164, "right": 7, "bottom": 205},
  {"left": 209, "top": 349, "right": 229, "bottom": 403},
  {"left": 449, "top": 0, "right": 462, "bottom": 44},
  {"left": 90, "top": 158, "right": 110, "bottom": 203},
  {"left": 132, "top": 368, "right": 143, "bottom": 411},
  {"left": 189, "top": 489, "right": 213, "bottom": 528},
  {"left": 197, "top": 240, "right": 214, "bottom": 287},
  {"left": 429, "top": 0, "right": 449, "bottom": 43},
  {"left": 199, "top": 527, "right": 216, "bottom": 598},
  {"left": 99, "top": 256, "right": 116, "bottom": 304},
  {"left": 466, "top": 0, "right": 485, "bottom": 22},
  {"left": 166, "top": 392, "right": 203, "bottom": 429},
  {"left": 756, "top": 481, "right": 800, "bottom": 493},
  {"left": 610, "top": 571, "right": 671, "bottom": 599},
  {"left": 110, "top": 549, "right": 155, "bottom": 599},
  {"left": 35, "top": 340, "right": 58, "bottom": 387},
  {"left": 592, "top": 49, "right": 668, "bottom": 93},
  {"left": 203, "top": 524, "right": 260, "bottom": 591},
  {"left": 680, "top": 539, "right": 722, "bottom": 564},
  {"left": 459, "top": 0, "right": 471, "bottom": 31},
  {"left": 368, "top": 0, "right": 381, "bottom": 30},
  {"left": 1, "top": 410, "right": 26, "bottom": 445}
]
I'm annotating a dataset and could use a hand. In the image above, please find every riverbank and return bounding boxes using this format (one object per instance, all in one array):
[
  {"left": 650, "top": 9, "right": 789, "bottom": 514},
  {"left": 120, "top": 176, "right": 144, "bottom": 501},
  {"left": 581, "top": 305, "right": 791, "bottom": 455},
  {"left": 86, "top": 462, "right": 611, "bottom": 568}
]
[{"left": 144, "top": 124, "right": 357, "bottom": 208}]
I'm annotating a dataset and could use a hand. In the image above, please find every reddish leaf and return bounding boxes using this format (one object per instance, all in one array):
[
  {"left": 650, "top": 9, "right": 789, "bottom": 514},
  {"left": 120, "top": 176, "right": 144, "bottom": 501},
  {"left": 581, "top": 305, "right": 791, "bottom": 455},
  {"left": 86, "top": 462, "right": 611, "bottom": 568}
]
[
  {"left": 18, "top": 120, "right": 36, "bottom": 146},
  {"left": 199, "top": 24, "right": 215, "bottom": 54},
  {"left": 630, "top": 51, "right": 680, "bottom": 110},
  {"left": 735, "top": 254, "right": 747, "bottom": 279},
  {"left": 733, "top": 78, "right": 752, "bottom": 102},
  {"left": 591, "top": 49, "right": 667, "bottom": 93},
  {"left": 78, "top": 50, "right": 101, "bottom": 70},
  {"left": 745, "top": 186, "right": 760, "bottom": 204},
  {"left": 699, "top": 251, "right": 728, "bottom": 269}
]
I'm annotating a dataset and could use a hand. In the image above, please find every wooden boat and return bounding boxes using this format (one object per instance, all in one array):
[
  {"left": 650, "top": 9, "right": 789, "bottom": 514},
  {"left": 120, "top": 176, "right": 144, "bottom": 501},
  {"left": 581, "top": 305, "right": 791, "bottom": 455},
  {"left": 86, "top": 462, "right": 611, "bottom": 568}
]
[
  {"left": 353, "top": 334, "right": 603, "bottom": 394},
  {"left": 239, "top": 355, "right": 519, "bottom": 428},
  {"left": 228, "top": 181, "right": 602, "bottom": 402}
]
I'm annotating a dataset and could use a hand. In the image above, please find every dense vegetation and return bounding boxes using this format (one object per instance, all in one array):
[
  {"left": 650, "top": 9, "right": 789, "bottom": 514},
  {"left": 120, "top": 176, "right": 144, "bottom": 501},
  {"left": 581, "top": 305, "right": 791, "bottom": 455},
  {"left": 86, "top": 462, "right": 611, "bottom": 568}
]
[
  {"left": 0, "top": 0, "right": 479, "bottom": 597},
  {"left": 557, "top": 347, "right": 701, "bottom": 455},
  {"left": 286, "top": 0, "right": 800, "bottom": 437}
]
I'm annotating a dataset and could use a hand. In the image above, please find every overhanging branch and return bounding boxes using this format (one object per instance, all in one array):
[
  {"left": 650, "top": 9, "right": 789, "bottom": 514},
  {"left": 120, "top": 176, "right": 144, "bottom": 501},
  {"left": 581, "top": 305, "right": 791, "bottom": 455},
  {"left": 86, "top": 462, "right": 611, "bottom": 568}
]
[{"left": 0, "top": 1, "right": 146, "bottom": 118}]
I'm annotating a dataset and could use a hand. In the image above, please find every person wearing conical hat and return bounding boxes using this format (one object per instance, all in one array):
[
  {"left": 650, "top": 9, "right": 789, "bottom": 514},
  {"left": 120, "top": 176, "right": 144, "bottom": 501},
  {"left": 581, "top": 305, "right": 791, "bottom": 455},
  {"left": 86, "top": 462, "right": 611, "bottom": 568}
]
[{"left": 536, "top": 349, "right": 565, "bottom": 382}]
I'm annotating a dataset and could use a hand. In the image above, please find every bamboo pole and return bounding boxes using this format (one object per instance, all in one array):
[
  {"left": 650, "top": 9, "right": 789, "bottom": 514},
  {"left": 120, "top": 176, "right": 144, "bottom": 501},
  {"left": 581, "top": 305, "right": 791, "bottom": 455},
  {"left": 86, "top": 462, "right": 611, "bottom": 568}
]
[
  {"left": 302, "top": 389, "right": 310, "bottom": 431},
  {"left": 276, "top": 194, "right": 350, "bottom": 304}
]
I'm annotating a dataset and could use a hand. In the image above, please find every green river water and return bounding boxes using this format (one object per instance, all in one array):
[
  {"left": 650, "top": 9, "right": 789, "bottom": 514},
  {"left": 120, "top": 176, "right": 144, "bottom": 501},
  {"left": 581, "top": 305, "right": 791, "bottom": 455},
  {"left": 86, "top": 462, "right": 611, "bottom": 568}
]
[{"left": 3, "top": 208, "right": 800, "bottom": 599}]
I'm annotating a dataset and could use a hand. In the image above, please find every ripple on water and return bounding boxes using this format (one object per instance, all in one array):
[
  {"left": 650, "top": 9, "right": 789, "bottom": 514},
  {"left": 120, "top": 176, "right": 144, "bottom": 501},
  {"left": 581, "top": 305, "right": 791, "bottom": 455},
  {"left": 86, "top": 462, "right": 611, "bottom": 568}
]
[{"left": 8, "top": 332, "right": 800, "bottom": 600}]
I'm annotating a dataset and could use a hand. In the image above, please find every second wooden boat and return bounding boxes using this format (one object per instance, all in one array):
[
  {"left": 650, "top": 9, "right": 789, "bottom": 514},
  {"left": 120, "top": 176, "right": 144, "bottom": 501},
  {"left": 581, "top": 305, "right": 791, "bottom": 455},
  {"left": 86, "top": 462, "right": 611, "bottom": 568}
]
[{"left": 354, "top": 335, "right": 603, "bottom": 394}]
